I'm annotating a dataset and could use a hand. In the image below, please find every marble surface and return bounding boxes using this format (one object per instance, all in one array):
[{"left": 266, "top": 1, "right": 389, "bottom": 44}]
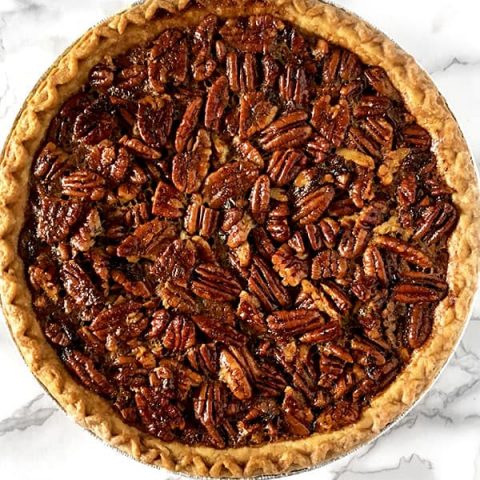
[{"left": 1, "top": 0, "right": 479, "bottom": 478}]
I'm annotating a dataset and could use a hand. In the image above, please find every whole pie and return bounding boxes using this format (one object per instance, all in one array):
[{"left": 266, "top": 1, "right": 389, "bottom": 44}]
[{"left": 1, "top": 0, "right": 479, "bottom": 477}]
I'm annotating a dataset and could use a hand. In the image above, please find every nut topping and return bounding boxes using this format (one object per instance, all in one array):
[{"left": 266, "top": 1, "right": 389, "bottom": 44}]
[
  {"left": 219, "top": 349, "right": 252, "bottom": 400},
  {"left": 22, "top": 13, "right": 456, "bottom": 448},
  {"left": 172, "top": 129, "right": 212, "bottom": 194}
]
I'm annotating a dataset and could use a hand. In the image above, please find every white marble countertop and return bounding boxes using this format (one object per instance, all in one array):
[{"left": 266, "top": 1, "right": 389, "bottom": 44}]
[{"left": 1, "top": 1, "right": 479, "bottom": 479}]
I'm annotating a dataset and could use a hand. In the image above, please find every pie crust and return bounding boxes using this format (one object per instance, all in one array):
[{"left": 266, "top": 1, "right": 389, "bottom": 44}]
[{"left": 1, "top": 0, "right": 479, "bottom": 477}]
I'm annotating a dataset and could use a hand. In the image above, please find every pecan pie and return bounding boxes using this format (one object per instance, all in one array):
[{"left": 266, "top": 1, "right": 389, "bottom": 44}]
[{"left": 1, "top": 0, "right": 479, "bottom": 477}]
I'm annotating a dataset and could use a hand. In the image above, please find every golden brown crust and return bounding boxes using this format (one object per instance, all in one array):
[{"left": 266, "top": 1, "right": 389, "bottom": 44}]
[{"left": 1, "top": 0, "right": 479, "bottom": 477}]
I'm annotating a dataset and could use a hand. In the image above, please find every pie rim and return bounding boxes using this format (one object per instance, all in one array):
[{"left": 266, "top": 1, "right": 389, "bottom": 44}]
[{"left": 1, "top": 0, "right": 479, "bottom": 477}]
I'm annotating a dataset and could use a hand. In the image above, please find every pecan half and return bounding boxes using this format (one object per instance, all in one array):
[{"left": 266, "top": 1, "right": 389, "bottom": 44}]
[
  {"left": 300, "top": 321, "right": 341, "bottom": 344},
  {"left": 149, "top": 29, "right": 188, "bottom": 88},
  {"left": 192, "top": 315, "right": 247, "bottom": 347},
  {"left": 64, "top": 350, "right": 113, "bottom": 396},
  {"left": 248, "top": 256, "right": 291, "bottom": 311},
  {"left": 73, "top": 99, "right": 117, "bottom": 146},
  {"left": 413, "top": 202, "right": 458, "bottom": 244},
  {"left": 158, "top": 281, "right": 198, "bottom": 314},
  {"left": 374, "top": 235, "right": 432, "bottom": 268},
  {"left": 405, "top": 304, "right": 433, "bottom": 349},
  {"left": 279, "top": 65, "right": 310, "bottom": 105},
  {"left": 186, "top": 343, "right": 218, "bottom": 375},
  {"left": 71, "top": 208, "right": 102, "bottom": 252},
  {"left": 203, "top": 161, "right": 259, "bottom": 208},
  {"left": 283, "top": 387, "right": 313, "bottom": 437},
  {"left": 236, "top": 140, "right": 264, "bottom": 168},
  {"left": 204, "top": 75, "right": 229, "bottom": 131},
  {"left": 119, "top": 136, "right": 161, "bottom": 160},
  {"left": 362, "top": 245, "right": 388, "bottom": 285},
  {"left": 311, "top": 96, "right": 350, "bottom": 147},
  {"left": 219, "top": 15, "right": 283, "bottom": 53},
  {"left": 61, "top": 170, "right": 105, "bottom": 201},
  {"left": 292, "top": 185, "right": 335, "bottom": 225},
  {"left": 172, "top": 129, "right": 212, "bottom": 193},
  {"left": 193, "top": 382, "right": 226, "bottom": 448},
  {"left": 154, "top": 238, "right": 196, "bottom": 288},
  {"left": 137, "top": 97, "right": 173, "bottom": 147},
  {"left": 219, "top": 349, "right": 252, "bottom": 400},
  {"left": 393, "top": 271, "right": 447, "bottom": 303},
  {"left": 311, "top": 250, "right": 348, "bottom": 280},
  {"left": 249, "top": 175, "right": 271, "bottom": 224},
  {"left": 267, "top": 149, "right": 307, "bottom": 187},
  {"left": 61, "top": 260, "right": 99, "bottom": 307},
  {"left": 192, "top": 263, "right": 242, "bottom": 302},
  {"left": 90, "top": 301, "right": 142, "bottom": 340},
  {"left": 338, "top": 225, "right": 370, "bottom": 259},
  {"left": 301, "top": 280, "right": 347, "bottom": 322},
  {"left": 117, "top": 218, "right": 177, "bottom": 260},
  {"left": 237, "top": 291, "right": 267, "bottom": 335},
  {"left": 89, "top": 63, "right": 114, "bottom": 89},
  {"left": 239, "top": 92, "right": 277, "bottom": 139},
  {"left": 163, "top": 315, "right": 196, "bottom": 352},
  {"left": 336, "top": 148, "right": 375, "bottom": 170},
  {"left": 33, "top": 142, "right": 67, "bottom": 182},
  {"left": 259, "top": 111, "right": 312, "bottom": 151},
  {"left": 364, "top": 66, "right": 402, "bottom": 101},
  {"left": 353, "top": 95, "right": 391, "bottom": 118},
  {"left": 266, "top": 202, "right": 291, "bottom": 243},
  {"left": 267, "top": 309, "right": 324, "bottom": 336},
  {"left": 225, "top": 212, "right": 255, "bottom": 248},
  {"left": 361, "top": 117, "right": 394, "bottom": 151},
  {"left": 272, "top": 243, "right": 308, "bottom": 287},
  {"left": 28, "top": 262, "right": 59, "bottom": 303},
  {"left": 86, "top": 141, "right": 131, "bottom": 184},
  {"left": 36, "top": 196, "right": 83, "bottom": 244},
  {"left": 152, "top": 180, "right": 185, "bottom": 218},
  {"left": 175, "top": 97, "right": 203, "bottom": 153},
  {"left": 184, "top": 197, "right": 219, "bottom": 238},
  {"left": 401, "top": 124, "right": 431, "bottom": 150}
]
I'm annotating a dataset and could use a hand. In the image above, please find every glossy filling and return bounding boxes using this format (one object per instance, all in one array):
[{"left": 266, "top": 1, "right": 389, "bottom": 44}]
[{"left": 20, "top": 14, "right": 457, "bottom": 447}]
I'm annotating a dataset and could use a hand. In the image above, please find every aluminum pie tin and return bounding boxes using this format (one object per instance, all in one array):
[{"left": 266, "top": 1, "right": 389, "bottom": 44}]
[{"left": 1, "top": 0, "right": 479, "bottom": 478}]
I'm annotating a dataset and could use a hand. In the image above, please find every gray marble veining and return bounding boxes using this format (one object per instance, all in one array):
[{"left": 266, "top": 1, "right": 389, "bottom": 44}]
[{"left": 0, "top": 394, "right": 57, "bottom": 437}]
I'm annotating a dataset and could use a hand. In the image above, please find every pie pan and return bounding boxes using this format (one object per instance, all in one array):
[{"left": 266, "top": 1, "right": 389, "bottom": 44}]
[{"left": 0, "top": 0, "right": 479, "bottom": 478}]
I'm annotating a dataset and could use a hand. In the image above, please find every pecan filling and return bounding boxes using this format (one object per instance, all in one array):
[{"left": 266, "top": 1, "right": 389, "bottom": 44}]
[{"left": 20, "top": 14, "right": 457, "bottom": 447}]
